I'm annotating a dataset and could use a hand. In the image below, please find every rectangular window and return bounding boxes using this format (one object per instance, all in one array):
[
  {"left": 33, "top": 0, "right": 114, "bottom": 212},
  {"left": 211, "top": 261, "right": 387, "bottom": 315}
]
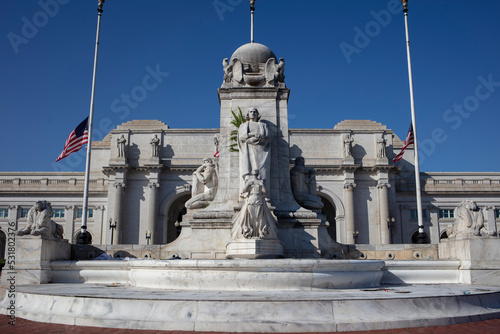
[
  {"left": 20, "top": 208, "right": 30, "bottom": 218},
  {"left": 410, "top": 209, "right": 427, "bottom": 220},
  {"left": 439, "top": 209, "right": 455, "bottom": 219},
  {"left": 77, "top": 208, "right": 93, "bottom": 219},
  {"left": 52, "top": 208, "right": 65, "bottom": 218},
  {"left": 0, "top": 208, "right": 8, "bottom": 218},
  {"left": 496, "top": 209, "right": 500, "bottom": 219}
]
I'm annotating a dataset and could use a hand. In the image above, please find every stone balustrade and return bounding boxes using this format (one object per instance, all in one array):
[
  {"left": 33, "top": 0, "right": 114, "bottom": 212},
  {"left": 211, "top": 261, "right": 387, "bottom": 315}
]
[
  {"left": 0, "top": 173, "right": 108, "bottom": 193},
  {"left": 396, "top": 173, "right": 500, "bottom": 193}
]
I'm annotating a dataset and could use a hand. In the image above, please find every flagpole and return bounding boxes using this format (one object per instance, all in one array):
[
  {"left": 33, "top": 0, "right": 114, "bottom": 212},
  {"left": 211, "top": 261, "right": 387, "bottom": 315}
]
[
  {"left": 401, "top": 0, "right": 425, "bottom": 242},
  {"left": 250, "top": 0, "right": 255, "bottom": 43},
  {"left": 78, "top": 0, "right": 106, "bottom": 244}
]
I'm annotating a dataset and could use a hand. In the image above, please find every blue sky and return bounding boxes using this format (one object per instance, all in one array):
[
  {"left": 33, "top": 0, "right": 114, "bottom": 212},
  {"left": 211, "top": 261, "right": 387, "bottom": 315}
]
[{"left": 1, "top": 0, "right": 499, "bottom": 173}]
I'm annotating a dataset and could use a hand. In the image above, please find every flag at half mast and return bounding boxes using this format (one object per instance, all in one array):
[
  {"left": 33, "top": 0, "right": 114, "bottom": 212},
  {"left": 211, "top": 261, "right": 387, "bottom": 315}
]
[
  {"left": 393, "top": 123, "right": 414, "bottom": 162},
  {"left": 56, "top": 117, "right": 89, "bottom": 162}
]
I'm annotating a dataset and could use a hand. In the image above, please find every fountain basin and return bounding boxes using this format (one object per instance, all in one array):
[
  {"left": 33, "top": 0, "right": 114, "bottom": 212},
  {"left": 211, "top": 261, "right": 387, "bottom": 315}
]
[{"left": 51, "top": 258, "right": 384, "bottom": 290}]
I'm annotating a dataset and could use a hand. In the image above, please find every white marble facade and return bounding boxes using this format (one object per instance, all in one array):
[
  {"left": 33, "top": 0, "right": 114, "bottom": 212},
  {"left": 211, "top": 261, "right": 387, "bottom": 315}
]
[{"left": 1, "top": 43, "right": 499, "bottom": 256}]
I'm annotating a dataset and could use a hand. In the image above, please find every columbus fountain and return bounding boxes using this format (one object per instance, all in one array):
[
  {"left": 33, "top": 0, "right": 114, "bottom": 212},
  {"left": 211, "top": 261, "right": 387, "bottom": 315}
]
[{"left": 2, "top": 6, "right": 500, "bottom": 332}]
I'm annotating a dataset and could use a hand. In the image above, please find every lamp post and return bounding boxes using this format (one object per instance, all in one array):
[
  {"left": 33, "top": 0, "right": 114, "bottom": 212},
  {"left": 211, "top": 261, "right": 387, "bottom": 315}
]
[
  {"left": 387, "top": 217, "right": 396, "bottom": 244},
  {"left": 109, "top": 218, "right": 117, "bottom": 245},
  {"left": 352, "top": 231, "right": 359, "bottom": 244}
]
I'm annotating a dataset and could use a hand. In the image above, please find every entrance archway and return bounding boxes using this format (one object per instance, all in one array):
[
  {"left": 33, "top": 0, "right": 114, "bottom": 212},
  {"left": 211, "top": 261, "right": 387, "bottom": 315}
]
[
  {"left": 411, "top": 230, "right": 430, "bottom": 244},
  {"left": 164, "top": 193, "right": 190, "bottom": 244},
  {"left": 74, "top": 231, "right": 93, "bottom": 244},
  {"left": 319, "top": 195, "right": 336, "bottom": 241}
]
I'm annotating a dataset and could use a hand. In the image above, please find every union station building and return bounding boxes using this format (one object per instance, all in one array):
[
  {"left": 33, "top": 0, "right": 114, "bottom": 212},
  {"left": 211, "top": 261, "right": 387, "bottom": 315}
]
[{"left": 1, "top": 42, "right": 499, "bottom": 259}]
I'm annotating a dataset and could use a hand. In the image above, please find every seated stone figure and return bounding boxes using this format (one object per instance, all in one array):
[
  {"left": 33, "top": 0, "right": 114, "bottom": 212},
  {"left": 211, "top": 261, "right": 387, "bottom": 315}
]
[
  {"left": 185, "top": 158, "right": 218, "bottom": 209},
  {"left": 290, "top": 157, "right": 324, "bottom": 210},
  {"left": 17, "top": 200, "right": 64, "bottom": 238},
  {"left": 231, "top": 170, "right": 278, "bottom": 240},
  {"left": 446, "top": 200, "right": 494, "bottom": 238}
]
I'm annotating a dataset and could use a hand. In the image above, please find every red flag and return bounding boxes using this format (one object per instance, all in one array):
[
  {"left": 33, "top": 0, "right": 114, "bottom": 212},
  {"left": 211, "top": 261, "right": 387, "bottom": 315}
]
[
  {"left": 56, "top": 117, "right": 89, "bottom": 162},
  {"left": 393, "top": 123, "right": 414, "bottom": 162}
]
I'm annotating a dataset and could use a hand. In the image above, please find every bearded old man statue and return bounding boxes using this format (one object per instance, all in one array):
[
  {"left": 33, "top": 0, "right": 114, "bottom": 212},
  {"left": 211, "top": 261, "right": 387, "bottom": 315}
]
[{"left": 238, "top": 107, "right": 270, "bottom": 196}]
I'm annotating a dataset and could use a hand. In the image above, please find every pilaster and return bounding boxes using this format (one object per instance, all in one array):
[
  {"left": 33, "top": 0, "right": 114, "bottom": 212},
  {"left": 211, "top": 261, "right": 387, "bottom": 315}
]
[
  {"left": 94, "top": 205, "right": 105, "bottom": 244},
  {"left": 484, "top": 206, "right": 498, "bottom": 235},
  {"left": 64, "top": 205, "right": 75, "bottom": 243},
  {"left": 428, "top": 205, "right": 439, "bottom": 244},
  {"left": 8, "top": 205, "right": 18, "bottom": 227}
]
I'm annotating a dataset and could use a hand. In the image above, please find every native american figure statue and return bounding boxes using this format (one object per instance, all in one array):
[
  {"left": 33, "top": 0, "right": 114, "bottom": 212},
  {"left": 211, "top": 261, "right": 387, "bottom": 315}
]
[
  {"left": 17, "top": 200, "right": 64, "bottom": 238},
  {"left": 185, "top": 158, "right": 219, "bottom": 209},
  {"left": 446, "top": 200, "right": 495, "bottom": 238}
]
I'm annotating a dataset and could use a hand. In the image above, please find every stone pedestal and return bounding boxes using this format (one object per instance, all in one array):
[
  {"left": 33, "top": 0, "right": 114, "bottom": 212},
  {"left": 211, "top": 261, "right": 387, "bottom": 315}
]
[
  {"left": 4, "top": 236, "right": 71, "bottom": 285},
  {"left": 439, "top": 237, "right": 500, "bottom": 285},
  {"left": 226, "top": 239, "right": 284, "bottom": 259}
]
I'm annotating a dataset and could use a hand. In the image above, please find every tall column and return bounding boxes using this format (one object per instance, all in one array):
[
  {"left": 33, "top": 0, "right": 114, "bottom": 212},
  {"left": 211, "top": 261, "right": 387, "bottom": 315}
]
[
  {"left": 147, "top": 182, "right": 160, "bottom": 244},
  {"left": 378, "top": 182, "right": 391, "bottom": 244},
  {"left": 344, "top": 183, "right": 356, "bottom": 244},
  {"left": 113, "top": 182, "right": 125, "bottom": 244}
]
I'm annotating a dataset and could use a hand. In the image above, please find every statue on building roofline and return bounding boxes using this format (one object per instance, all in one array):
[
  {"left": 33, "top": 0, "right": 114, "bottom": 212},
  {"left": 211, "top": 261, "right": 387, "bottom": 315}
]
[
  {"left": 377, "top": 134, "right": 386, "bottom": 159},
  {"left": 150, "top": 134, "right": 160, "bottom": 158},
  {"left": 117, "top": 134, "right": 127, "bottom": 158},
  {"left": 17, "top": 200, "right": 64, "bottom": 239},
  {"left": 343, "top": 133, "right": 354, "bottom": 158}
]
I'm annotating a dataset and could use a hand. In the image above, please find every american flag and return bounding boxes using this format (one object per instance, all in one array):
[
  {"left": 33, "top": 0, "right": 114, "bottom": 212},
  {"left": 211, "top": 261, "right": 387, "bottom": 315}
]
[
  {"left": 393, "top": 123, "right": 414, "bottom": 162},
  {"left": 55, "top": 117, "right": 89, "bottom": 162}
]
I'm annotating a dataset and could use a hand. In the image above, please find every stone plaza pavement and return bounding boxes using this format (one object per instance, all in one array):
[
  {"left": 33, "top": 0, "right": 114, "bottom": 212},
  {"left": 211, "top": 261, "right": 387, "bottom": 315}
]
[
  {"left": 2, "top": 279, "right": 500, "bottom": 333},
  {"left": 0, "top": 315, "right": 499, "bottom": 334}
]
